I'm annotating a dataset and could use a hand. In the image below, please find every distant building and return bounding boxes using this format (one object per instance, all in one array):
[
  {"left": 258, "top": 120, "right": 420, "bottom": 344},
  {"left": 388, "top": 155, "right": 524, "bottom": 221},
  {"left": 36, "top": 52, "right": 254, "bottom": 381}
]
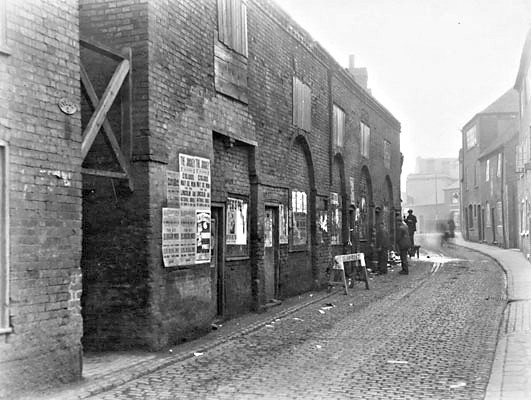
[
  {"left": 514, "top": 28, "right": 531, "bottom": 256},
  {"left": 404, "top": 157, "right": 459, "bottom": 232},
  {"left": 459, "top": 89, "right": 519, "bottom": 248}
]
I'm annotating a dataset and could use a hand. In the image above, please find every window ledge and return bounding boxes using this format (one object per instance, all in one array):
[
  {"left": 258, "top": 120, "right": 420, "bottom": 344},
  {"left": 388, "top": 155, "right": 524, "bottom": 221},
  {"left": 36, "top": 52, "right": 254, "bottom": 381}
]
[{"left": 0, "top": 327, "right": 12, "bottom": 335}]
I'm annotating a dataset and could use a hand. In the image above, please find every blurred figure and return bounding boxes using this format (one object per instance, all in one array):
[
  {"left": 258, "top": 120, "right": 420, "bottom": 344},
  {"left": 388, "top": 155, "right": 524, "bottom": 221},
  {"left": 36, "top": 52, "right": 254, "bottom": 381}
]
[
  {"left": 448, "top": 213, "right": 456, "bottom": 241},
  {"left": 375, "top": 221, "right": 390, "bottom": 274},
  {"left": 438, "top": 220, "right": 450, "bottom": 247},
  {"left": 396, "top": 216, "right": 411, "bottom": 274}
]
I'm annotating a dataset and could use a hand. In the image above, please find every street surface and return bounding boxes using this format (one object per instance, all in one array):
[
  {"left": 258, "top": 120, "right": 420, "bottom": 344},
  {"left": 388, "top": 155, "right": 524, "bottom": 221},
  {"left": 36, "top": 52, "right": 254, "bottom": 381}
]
[{"left": 94, "top": 243, "right": 506, "bottom": 399}]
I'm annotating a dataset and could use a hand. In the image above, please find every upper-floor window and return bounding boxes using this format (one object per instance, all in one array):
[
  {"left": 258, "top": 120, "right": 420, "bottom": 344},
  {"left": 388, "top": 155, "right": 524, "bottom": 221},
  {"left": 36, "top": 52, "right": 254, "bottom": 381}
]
[
  {"left": 217, "top": 0, "right": 248, "bottom": 56},
  {"left": 497, "top": 153, "right": 502, "bottom": 178},
  {"left": 485, "top": 159, "right": 490, "bottom": 182},
  {"left": 474, "top": 161, "right": 480, "bottom": 187},
  {"left": 465, "top": 125, "right": 477, "bottom": 149},
  {"left": 0, "top": 140, "right": 9, "bottom": 333},
  {"left": 383, "top": 139, "right": 391, "bottom": 169},
  {"left": 332, "top": 105, "right": 345, "bottom": 148},
  {"left": 293, "top": 77, "right": 311, "bottom": 131},
  {"left": 360, "top": 121, "right": 370, "bottom": 158}
]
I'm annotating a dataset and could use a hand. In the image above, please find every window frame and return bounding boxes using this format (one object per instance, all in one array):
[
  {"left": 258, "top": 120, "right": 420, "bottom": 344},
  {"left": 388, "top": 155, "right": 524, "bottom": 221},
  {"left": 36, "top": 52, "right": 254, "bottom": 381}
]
[
  {"left": 0, "top": 139, "right": 10, "bottom": 334},
  {"left": 292, "top": 77, "right": 312, "bottom": 132},
  {"left": 217, "top": 0, "right": 248, "bottom": 57},
  {"left": 332, "top": 104, "right": 345, "bottom": 148},
  {"left": 465, "top": 125, "right": 477, "bottom": 149},
  {"left": 360, "top": 121, "right": 370, "bottom": 158},
  {"left": 383, "top": 139, "right": 391, "bottom": 169}
]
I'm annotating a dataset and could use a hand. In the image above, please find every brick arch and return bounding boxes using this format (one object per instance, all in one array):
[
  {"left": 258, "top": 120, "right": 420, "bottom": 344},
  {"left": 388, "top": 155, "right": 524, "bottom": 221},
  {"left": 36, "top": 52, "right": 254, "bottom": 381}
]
[
  {"left": 358, "top": 165, "right": 373, "bottom": 243},
  {"left": 282, "top": 134, "right": 317, "bottom": 296}
]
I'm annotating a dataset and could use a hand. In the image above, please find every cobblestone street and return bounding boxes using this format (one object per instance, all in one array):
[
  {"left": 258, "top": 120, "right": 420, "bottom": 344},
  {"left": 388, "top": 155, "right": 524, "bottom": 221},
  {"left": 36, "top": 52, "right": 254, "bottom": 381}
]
[{"left": 90, "top": 245, "right": 506, "bottom": 400}]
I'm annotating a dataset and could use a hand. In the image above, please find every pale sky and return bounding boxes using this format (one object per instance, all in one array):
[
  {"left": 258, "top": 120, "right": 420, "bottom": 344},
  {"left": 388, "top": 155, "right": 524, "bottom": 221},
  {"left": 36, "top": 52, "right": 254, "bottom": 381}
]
[{"left": 277, "top": 0, "right": 531, "bottom": 188}]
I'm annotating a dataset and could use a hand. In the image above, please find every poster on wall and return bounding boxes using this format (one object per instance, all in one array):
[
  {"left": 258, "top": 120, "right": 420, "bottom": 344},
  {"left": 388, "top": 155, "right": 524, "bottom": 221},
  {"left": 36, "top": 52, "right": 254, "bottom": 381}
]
[
  {"left": 291, "top": 189, "right": 308, "bottom": 246},
  {"left": 227, "top": 197, "right": 248, "bottom": 245},
  {"left": 162, "top": 208, "right": 196, "bottom": 267},
  {"left": 196, "top": 211, "right": 211, "bottom": 263},
  {"left": 349, "top": 177, "right": 355, "bottom": 205},
  {"left": 179, "top": 154, "right": 211, "bottom": 209},
  {"left": 162, "top": 154, "right": 212, "bottom": 267},
  {"left": 279, "top": 204, "right": 289, "bottom": 244},
  {"left": 330, "top": 192, "right": 341, "bottom": 245},
  {"left": 264, "top": 210, "right": 273, "bottom": 248},
  {"left": 167, "top": 170, "right": 180, "bottom": 207}
]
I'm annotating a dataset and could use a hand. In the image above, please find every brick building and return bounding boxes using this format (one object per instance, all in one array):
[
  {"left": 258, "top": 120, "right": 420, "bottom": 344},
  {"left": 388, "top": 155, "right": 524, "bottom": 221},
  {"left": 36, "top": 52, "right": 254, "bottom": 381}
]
[
  {"left": 514, "top": 28, "right": 531, "bottom": 257},
  {"left": 404, "top": 157, "right": 459, "bottom": 232},
  {"left": 78, "top": 0, "right": 401, "bottom": 353},
  {"left": 459, "top": 89, "right": 518, "bottom": 247},
  {"left": 1, "top": 0, "right": 402, "bottom": 394},
  {"left": 0, "top": 0, "right": 83, "bottom": 397}
]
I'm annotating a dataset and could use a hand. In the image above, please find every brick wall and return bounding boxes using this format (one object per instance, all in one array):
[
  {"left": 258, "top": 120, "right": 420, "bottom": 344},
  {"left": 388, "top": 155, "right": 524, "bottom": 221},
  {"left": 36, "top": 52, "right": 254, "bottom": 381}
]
[
  {"left": 76, "top": 0, "right": 402, "bottom": 353},
  {"left": 0, "top": 0, "right": 83, "bottom": 396}
]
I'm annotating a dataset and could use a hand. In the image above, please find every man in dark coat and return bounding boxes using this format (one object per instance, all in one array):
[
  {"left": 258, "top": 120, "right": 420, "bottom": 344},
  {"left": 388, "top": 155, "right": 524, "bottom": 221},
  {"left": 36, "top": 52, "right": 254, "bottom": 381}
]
[
  {"left": 375, "top": 221, "right": 390, "bottom": 274},
  {"left": 405, "top": 209, "right": 417, "bottom": 248},
  {"left": 396, "top": 215, "right": 411, "bottom": 274}
]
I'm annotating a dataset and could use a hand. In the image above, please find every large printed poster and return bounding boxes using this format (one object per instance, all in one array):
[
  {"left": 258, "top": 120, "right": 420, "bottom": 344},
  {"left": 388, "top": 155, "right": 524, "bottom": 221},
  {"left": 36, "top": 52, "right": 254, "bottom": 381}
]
[
  {"left": 227, "top": 197, "right": 247, "bottom": 245},
  {"left": 162, "top": 208, "right": 196, "bottom": 267},
  {"left": 279, "top": 204, "right": 289, "bottom": 244},
  {"left": 162, "top": 154, "right": 211, "bottom": 267}
]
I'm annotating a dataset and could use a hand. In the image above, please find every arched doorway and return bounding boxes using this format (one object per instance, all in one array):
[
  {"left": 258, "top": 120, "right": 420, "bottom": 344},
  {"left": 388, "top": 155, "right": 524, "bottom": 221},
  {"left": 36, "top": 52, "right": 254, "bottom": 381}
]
[
  {"left": 359, "top": 166, "right": 373, "bottom": 253},
  {"left": 283, "top": 135, "right": 316, "bottom": 296}
]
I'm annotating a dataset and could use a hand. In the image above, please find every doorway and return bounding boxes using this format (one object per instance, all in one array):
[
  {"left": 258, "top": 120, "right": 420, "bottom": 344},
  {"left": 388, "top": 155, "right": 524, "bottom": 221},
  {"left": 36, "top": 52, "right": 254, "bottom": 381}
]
[
  {"left": 264, "top": 206, "right": 279, "bottom": 301},
  {"left": 211, "top": 206, "right": 224, "bottom": 316}
]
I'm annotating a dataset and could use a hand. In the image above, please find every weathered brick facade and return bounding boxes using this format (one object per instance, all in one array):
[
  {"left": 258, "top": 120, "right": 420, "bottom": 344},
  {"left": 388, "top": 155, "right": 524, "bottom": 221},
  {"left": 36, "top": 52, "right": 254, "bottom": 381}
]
[
  {"left": 0, "top": 0, "right": 83, "bottom": 397},
  {"left": 77, "top": 0, "right": 401, "bottom": 354}
]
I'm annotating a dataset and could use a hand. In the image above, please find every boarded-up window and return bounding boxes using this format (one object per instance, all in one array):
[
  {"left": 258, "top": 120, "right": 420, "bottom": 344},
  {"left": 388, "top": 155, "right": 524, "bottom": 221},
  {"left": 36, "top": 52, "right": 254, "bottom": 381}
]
[
  {"left": 0, "top": 141, "right": 9, "bottom": 333},
  {"left": 360, "top": 121, "right": 370, "bottom": 158},
  {"left": 332, "top": 105, "right": 345, "bottom": 147},
  {"left": 293, "top": 77, "right": 311, "bottom": 131},
  {"left": 465, "top": 125, "right": 477, "bottom": 149},
  {"left": 383, "top": 139, "right": 391, "bottom": 169},
  {"left": 217, "top": 0, "right": 248, "bottom": 56}
]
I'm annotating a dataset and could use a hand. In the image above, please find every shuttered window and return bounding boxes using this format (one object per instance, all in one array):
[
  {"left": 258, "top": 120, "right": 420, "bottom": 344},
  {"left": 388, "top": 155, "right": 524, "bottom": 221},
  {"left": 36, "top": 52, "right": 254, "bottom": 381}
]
[
  {"left": 293, "top": 77, "right": 311, "bottom": 131},
  {"left": 360, "top": 121, "right": 370, "bottom": 158},
  {"left": 217, "top": 0, "right": 248, "bottom": 56},
  {"left": 384, "top": 140, "right": 391, "bottom": 169},
  {"left": 332, "top": 105, "right": 345, "bottom": 147},
  {"left": 0, "top": 141, "right": 9, "bottom": 333}
]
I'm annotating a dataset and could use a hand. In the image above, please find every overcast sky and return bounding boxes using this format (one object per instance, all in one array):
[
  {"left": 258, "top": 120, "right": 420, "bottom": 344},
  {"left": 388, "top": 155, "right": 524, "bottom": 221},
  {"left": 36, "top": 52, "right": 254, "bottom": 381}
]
[{"left": 277, "top": 0, "right": 531, "bottom": 188}]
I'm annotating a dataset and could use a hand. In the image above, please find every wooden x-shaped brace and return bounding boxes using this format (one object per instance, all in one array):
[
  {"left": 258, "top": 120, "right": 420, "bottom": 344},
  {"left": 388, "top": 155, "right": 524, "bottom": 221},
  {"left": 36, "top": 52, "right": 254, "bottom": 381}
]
[{"left": 80, "top": 49, "right": 133, "bottom": 190}]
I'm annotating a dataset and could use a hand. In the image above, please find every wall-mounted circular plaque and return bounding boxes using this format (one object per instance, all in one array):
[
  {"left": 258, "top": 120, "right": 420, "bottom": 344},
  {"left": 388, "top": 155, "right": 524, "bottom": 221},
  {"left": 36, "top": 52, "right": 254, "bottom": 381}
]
[{"left": 58, "top": 98, "right": 77, "bottom": 115}]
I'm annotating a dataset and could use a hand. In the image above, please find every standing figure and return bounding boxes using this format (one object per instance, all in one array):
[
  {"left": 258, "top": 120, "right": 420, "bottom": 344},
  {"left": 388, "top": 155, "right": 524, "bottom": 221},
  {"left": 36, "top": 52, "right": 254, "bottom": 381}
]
[
  {"left": 396, "top": 216, "right": 411, "bottom": 275},
  {"left": 405, "top": 209, "right": 417, "bottom": 250},
  {"left": 375, "top": 221, "right": 390, "bottom": 274},
  {"left": 448, "top": 213, "right": 456, "bottom": 240}
]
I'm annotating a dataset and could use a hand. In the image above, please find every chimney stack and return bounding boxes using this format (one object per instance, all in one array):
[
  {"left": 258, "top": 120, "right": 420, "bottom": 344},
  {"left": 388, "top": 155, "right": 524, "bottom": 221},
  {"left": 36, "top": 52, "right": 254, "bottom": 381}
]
[{"left": 347, "top": 54, "right": 369, "bottom": 92}]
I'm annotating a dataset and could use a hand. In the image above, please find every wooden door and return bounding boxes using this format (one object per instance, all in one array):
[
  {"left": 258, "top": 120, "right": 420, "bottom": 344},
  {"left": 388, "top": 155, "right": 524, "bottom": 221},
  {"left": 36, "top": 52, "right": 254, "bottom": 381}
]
[
  {"left": 264, "top": 207, "right": 279, "bottom": 301},
  {"left": 211, "top": 207, "right": 224, "bottom": 316}
]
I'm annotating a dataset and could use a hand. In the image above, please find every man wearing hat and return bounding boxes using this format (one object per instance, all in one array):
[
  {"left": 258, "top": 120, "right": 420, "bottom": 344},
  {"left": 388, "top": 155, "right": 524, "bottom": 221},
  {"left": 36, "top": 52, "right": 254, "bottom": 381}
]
[
  {"left": 396, "top": 215, "right": 411, "bottom": 274},
  {"left": 405, "top": 209, "right": 417, "bottom": 252}
]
